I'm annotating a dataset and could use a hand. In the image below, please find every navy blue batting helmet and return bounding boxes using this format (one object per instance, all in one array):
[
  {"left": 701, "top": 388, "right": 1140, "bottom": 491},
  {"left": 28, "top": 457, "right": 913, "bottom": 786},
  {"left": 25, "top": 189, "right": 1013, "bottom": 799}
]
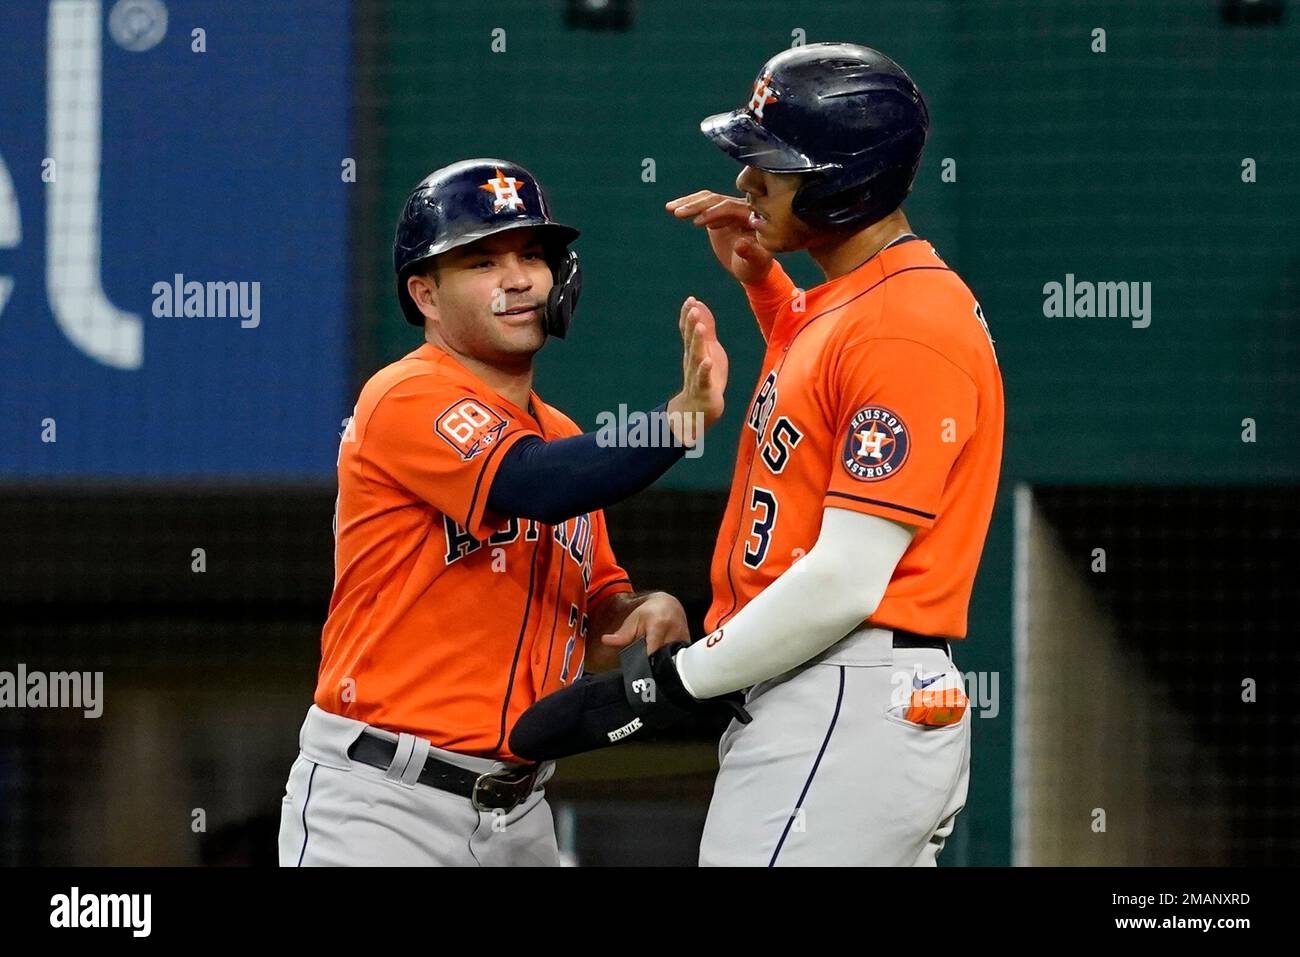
[
  {"left": 393, "top": 158, "right": 582, "bottom": 336},
  {"left": 701, "top": 43, "right": 929, "bottom": 230}
]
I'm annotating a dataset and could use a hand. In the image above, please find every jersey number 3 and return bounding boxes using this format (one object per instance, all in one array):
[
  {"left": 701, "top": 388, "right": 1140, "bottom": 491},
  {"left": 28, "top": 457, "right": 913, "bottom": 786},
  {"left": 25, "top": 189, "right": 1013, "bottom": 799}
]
[{"left": 743, "top": 487, "right": 778, "bottom": 569}]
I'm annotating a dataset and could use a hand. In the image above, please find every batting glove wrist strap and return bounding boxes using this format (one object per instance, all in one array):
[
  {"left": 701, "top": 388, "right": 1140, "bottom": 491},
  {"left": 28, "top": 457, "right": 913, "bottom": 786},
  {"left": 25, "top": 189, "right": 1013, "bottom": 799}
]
[
  {"left": 620, "top": 638, "right": 696, "bottom": 729},
  {"left": 620, "top": 638, "right": 753, "bottom": 728}
]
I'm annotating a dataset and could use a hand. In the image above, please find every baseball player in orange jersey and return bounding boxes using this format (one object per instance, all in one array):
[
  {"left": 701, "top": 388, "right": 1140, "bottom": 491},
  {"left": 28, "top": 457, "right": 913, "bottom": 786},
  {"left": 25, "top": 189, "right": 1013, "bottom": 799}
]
[
  {"left": 661, "top": 44, "right": 1005, "bottom": 865},
  {"left": 277, "top": 158, "right": 731, "bottom": 866},
  {"left": 510, "top": 43, "right": 1002, "bottom": 866}
]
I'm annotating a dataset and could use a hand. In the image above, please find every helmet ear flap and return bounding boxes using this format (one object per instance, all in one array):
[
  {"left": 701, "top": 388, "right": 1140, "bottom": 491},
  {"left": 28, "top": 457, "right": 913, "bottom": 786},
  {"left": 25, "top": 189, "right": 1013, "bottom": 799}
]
[
  {"left": 544, "top": 250, "right": 582, "bottom": 339},
  {"left": 789, "top": 173, "right": 841, "bottom": 229},
  {"left": 790, "top": 172, "right": 871, "bottom": 229},
  {"left": 792, "top": 162, "right": 919, "bottom": 230}
]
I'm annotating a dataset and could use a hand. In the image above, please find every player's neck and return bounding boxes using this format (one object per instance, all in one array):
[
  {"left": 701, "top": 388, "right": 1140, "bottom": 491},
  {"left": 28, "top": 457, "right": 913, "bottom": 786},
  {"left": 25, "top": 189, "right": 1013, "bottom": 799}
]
[
  {"left": 807, "top": 210, "right": 913, "bottom": 282},
  {"left": 471, "top": 361, "right": 535, "bottom": 411},
  {"left": 425, "top": 332, "right": 535, "bottom": 409}
]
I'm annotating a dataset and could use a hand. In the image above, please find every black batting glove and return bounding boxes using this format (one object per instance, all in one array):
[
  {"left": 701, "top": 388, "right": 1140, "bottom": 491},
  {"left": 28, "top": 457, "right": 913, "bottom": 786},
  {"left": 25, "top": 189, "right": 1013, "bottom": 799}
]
[{"left": 619, "top": 637, "right": 752, "bottom": 730}]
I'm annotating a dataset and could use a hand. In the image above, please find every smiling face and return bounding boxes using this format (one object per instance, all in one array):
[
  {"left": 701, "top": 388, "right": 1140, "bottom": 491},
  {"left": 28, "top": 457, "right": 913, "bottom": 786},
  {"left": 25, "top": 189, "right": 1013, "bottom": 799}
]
[
  {"left": 405, "top": 227, "right": 554, "bottom": 367},
  {"left": 735, "top": 166, "right": 820, "bottom": 253}
]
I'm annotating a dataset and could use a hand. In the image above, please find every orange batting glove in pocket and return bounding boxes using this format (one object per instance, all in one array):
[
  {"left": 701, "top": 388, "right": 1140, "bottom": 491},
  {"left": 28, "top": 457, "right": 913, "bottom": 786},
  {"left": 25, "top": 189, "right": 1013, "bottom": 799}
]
[
  {"left": 889, "top": 669, "right": 969, "bottom": 727},
  {"left": 903, "top": 684, "right": 969, "bottom": 726}
]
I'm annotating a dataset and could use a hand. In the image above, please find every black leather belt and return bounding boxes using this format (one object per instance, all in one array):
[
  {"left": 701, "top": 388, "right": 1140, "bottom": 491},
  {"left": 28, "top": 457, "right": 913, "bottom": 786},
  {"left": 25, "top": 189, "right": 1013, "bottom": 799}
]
[
  {"left": 892, "top": 630, "right": 952, "bottom": 657},
  {"left": 348, "top": 731, "right": 540, "bottom": 813}
]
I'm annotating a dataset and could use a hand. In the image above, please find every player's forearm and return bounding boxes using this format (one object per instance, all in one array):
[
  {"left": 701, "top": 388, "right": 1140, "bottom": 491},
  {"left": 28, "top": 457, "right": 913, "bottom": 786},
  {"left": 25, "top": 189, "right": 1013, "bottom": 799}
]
[
  {"left": 487, "top": 405, "right": 687, "bottom": 525},
  {"left": 674, "top": 552, "right": 872, "bottom": 697},
  {"left": 742, "top": 261, "right": 796, "bottom": 333},
  {"left": 674, "top": 508, "right": 915, "bottom": 698}
]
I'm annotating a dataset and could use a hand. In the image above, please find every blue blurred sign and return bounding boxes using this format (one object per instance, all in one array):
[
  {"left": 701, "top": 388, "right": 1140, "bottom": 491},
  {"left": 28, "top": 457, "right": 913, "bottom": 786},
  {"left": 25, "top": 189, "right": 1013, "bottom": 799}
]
[{"left": 0, "top": 0, "right": 352, "bottom": 478}]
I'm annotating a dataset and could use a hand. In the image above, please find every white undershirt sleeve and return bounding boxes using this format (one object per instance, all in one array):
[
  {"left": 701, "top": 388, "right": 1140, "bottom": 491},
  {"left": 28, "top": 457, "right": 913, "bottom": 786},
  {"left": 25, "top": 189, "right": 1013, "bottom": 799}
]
[{"left": 673, "top": 506, "right": 916, "bottom": 699}]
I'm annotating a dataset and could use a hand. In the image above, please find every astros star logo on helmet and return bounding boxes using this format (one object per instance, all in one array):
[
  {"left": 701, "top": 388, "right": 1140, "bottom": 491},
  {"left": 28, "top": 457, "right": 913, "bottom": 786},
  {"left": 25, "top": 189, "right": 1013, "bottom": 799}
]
[
  {"left": 480, "top": 169, "right": 526, "bottom": 212},
  {"left": 747, "top": 73, "right": 779, "bottom": 122}
]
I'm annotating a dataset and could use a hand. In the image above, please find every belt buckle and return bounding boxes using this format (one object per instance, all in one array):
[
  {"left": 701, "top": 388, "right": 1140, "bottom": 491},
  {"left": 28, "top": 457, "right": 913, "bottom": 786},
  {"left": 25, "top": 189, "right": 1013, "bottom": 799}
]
[{"left": 471, "top": 766, "right": 538, "bottom": 813}]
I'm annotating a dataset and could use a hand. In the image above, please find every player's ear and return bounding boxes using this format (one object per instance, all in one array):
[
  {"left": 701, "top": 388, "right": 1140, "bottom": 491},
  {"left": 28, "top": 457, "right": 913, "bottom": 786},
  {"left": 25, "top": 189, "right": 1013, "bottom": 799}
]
[{"left": 406, "top": 271, "right": 440, "bottom": 322}]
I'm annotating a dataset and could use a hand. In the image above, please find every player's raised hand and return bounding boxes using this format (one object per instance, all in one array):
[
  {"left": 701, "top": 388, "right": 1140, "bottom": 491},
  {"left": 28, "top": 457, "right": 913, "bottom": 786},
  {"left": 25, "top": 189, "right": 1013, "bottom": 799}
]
[
  {"left": 666, "top": 190, "right": 774, "bottom": 286},
  {"left": 667, "top": 296, "right": 728, "bottom": 440}
]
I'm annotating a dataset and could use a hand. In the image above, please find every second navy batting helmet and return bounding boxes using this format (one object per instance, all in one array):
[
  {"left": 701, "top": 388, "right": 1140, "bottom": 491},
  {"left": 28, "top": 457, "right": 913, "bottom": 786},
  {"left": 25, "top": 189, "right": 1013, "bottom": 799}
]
[
  {"left": 701, "top": 43, "right": 929, "bottom": 230},
  {"left": 393, "top": 158, "right": 582, "bottom": 337}
]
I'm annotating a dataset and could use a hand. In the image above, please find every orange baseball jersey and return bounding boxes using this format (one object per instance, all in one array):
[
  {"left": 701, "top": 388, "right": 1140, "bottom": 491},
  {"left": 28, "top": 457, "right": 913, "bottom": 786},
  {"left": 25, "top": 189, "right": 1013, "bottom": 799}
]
[
  {"left": 315, "top": 342, "right": 632, "bottom": 760},
  {"left": 705, "top": 238, "right": 1004, "bottom": 639}
]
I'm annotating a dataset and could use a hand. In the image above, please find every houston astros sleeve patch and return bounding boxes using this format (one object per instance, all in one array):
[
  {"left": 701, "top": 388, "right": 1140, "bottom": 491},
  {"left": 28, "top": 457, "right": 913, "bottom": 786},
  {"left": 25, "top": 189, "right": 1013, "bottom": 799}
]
[{"left": 841, "top": 405, "right": 910, "bottom": 481}]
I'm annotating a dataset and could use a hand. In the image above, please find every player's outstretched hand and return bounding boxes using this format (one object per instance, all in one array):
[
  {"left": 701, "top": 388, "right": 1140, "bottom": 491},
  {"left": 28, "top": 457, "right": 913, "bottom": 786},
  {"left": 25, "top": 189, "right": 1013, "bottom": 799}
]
[
  {"left": 666, "top": 190, "right": 774, "bottom": 286},
  {"left": 666, "top": 296, "right": 728, "bottom": 441}
]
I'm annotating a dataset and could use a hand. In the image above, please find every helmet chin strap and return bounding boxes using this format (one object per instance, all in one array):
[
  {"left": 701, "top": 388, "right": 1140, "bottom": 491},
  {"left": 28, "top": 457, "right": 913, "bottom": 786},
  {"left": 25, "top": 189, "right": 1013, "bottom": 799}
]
[{"left": 543, "top": 250, "right": 583, "bottom": 339}]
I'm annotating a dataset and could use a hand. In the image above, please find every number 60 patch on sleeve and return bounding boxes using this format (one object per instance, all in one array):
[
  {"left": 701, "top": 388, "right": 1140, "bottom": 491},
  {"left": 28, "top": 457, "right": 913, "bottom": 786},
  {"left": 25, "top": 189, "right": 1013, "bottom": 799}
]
[{"left": 435, "top": 398, "right": 508, "bottom": 461}]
